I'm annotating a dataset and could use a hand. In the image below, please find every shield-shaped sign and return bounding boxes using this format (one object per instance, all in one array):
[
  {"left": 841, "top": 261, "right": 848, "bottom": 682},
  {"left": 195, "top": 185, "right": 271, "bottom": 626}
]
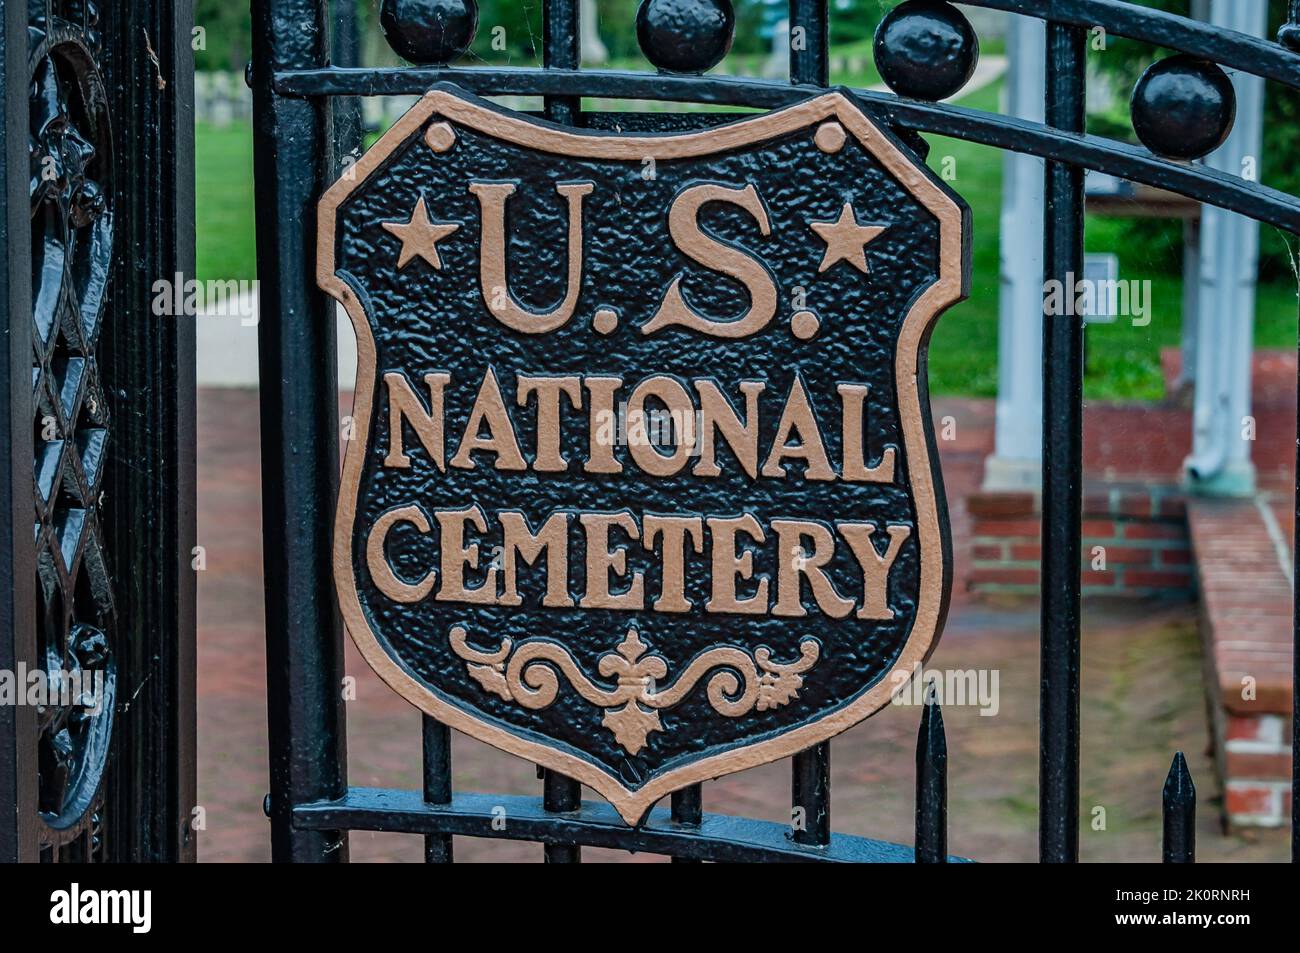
[{"left": 321, "top": 86, "right": 968, "bottom": 825}]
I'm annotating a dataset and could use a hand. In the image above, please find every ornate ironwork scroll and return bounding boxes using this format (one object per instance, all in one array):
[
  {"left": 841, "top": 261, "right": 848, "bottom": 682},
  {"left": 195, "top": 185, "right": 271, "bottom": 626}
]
[{"left": 29, "top": 0, "right": 116, "bottom": 861}]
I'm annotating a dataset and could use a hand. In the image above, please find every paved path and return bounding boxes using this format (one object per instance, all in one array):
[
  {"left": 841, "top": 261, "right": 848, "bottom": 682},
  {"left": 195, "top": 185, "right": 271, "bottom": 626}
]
[{"left": 196, "top": 387, "right": 1288, "bottom": 862}]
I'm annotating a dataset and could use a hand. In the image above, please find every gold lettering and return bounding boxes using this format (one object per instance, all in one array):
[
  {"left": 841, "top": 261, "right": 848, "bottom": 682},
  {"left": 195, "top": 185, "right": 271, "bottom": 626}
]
[
  {"left": 579, "top": 512, "right": 645, "bottom": 611},
  {"left": 771, "top": 520, "right": 853, "bottom": 619},
  {"left": 471, "top": 180, "right": 592, "bottom": 334},
  {"left": 366, "top": 505, "right": 436, "bottom": 603},
  {"left": 517, "top": 375, "right": 582, "bottom": 473},
  {"left": 761, "top": 376, "right": 835, "bottom": 481},
  {"left": 450, "top": 367, "right": 527, "bottom": 471},
  {"left": 499, "top": 511, "right": 573, "bottom": 608},
  {"left": 584, "top": 375, "right": 624, "bottom": 475},
  {"left": 838, "top": 522, "right": 911, "bottom": 620},
  {"left": 706, "top": 515, "right": 769, "bottom": 615},
  {"left": 643, "top": 514, "right": 703, "bottom": 613},
  {"left": 435, "top": 505, "right": 498, "bottom": 604},
  {"left": 626, "top": 375, "right": 696, "bottom": 477},
  {"left": 384, "top": 371, "right": 450, "bottom": 470},
  {"left": 838, "top": 383, "right": 896, "bottom": 483},
  {"left": 642, "top": 184, "right": 777, "bottom": 339},
  {"left": 693, "top": 379, "right": 764, "bottom": 479}
]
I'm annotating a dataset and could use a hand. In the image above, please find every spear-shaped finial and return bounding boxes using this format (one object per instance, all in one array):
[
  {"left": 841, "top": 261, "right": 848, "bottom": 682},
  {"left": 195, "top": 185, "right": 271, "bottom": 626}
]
[
  {"left": 915, "top": 679, "right": 948, "bottom": 864},
  {"left": 1162, "top": 751, "right": 1196, "bottom": 863}
]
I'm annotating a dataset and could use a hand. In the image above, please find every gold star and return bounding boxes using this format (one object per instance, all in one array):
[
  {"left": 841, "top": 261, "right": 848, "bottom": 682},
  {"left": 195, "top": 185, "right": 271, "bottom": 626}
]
[
  {"left": 809, "top": 203, "right": 887, "bottom": 274},
  {"left": 382, "top": 196, "right": 460, "bottom": 270}
]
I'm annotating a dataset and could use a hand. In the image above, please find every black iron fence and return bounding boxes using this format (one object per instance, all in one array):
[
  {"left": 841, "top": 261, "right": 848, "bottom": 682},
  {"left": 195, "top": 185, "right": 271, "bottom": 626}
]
[
  {"left": 247, "top": 0, "right": 1300, "bottom": 863},
  {"left": 0, "top": 0, "right": 195, "bottom": 863}
]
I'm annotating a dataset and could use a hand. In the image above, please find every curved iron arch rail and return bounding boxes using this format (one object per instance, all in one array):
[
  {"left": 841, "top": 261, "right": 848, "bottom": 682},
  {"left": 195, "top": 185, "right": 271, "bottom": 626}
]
[
  {"left": 292, "top": 789, "right": 970, "bottom": 863},
  {"left": 274, "top": 67, "right": 1300, "bottom": 233},
  {"left": 254, "top": 0, "right": 1300, "bottom": 863}
]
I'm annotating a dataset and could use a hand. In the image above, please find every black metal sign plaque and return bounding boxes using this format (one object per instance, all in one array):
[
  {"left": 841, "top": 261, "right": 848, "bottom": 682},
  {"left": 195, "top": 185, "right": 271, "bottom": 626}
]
[{"left": 320, "top": 87, "right": 968, "bottom": 824}]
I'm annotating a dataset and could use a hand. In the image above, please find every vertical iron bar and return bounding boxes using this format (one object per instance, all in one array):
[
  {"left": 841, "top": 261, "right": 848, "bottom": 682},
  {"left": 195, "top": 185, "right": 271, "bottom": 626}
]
[
  {"left": 542, "top": 769, "right": 582, "bottom": 862},
  {"left": 787, "top": 8, "right": 835, "bottom": 861},
  {"left": 543, "top": 0, "right": 581, "bottom": 125},
  {"left": 915, "top": 688, "right": 947, "bottom": 863},
  {"left": 670, "top": 785, "right": 703, "bottom": 864},
  {"left": 789, "top": 0, "right": 829, "bottom": 86},
  {"left": 1039, "top": 21, "right": 1086, "bottom": 865},
  {"left": 1295, "top": 267, "right": 1300, "bottom": 864},
  {"left": 332, "top": 0, "right": 364, "bottom": 165},
  {"left": 0, "top": 0, "right": 37, "bottom": 864},
  {"left": 540, "top": 2, "right": 581, "bottom": 857},
  {"left": 99, "top": 0, "right": 199, "bottom": 862},
  {"left": 422, "top": 716, "right": 453, "bottom": 862},
  {"left": 1162, "top": 752, "right": 1195, "bottom": 863},
  {"left": 250, "top": 0, "right": 349, "bottom": 862},
  {"left": 792, "top": 742, "right": 831, "bottom": 847}
]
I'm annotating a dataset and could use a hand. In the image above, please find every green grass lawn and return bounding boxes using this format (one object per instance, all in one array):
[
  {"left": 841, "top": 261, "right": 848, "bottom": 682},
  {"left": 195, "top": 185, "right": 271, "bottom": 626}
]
[
  {"left": 196, "top": 72, "right": 1298, "bottom": 401},
  {"left": 196, "top": 121, "right": 256, "bottom": 284}
]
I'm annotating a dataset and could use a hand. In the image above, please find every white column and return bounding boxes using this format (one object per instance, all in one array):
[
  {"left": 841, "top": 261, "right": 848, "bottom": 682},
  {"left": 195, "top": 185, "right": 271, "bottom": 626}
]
[
  {"left": 983, "top": 14, "right": 1046, "bottom": 491},
  {"left": 1184, "top": 0, "right": 1266, "bottom": 496}
]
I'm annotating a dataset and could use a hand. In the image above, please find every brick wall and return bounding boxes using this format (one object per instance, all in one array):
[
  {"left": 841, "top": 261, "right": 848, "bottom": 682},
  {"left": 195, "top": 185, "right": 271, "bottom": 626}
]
[
  {"left": 968, "top": 484, "right": 1194, "bottom": 598},
  {"left": 1188, "top": 499, "right": 1294, "bottom": 830}
]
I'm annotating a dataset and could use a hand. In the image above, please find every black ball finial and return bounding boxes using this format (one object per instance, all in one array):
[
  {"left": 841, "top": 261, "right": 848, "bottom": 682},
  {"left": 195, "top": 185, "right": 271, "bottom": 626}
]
[
  {"left": 1131, "top": 55, "right": 1236, "bottom": 160},
  {"left": 874, "top": 0, "right": 979, "bottom": 102},
  {"left": 637, "top": 0, "right": 735, "bottom": 75},
  {"left": 380, "top": 0, "right": 479, "bottom": 66}
]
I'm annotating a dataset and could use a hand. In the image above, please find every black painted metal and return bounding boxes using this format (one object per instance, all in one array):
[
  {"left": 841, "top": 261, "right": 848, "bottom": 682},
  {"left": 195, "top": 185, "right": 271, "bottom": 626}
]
[
  {"left": 669, "top": 784, "right": 703, "bottom": 864},
  {"left": 98, "top": 0, "right": 198, "bottom": 863},
  {"left": 421, "top": 715, "right": 452, "bottom": 862},
  {"left": 788, "top": 0, "right": 828, "bottom": 86},
  {"left": 637, "top": 0, "right": 735, "bottom": 75},
  {"left": 543, "top": 0, "right": 580, "bottom": 126},
  {"left": 792, "top": 742, "right": 831, "bottom": 848},
  {"left": 915, "top": 690, "right": 946, "bottom": 864},
  {"left": 965, "top": 0, "right": 1300, "bottom": 89},
  {"left": 1, "top": 0, "right": 196, "bottom": 863},
  {"left": 1131, "top": 54, "right": 1236, "bottom": 161},
  {"left": 0, "top": 0, "right": 38, "bottom": 865},
  {"left": 270, "top": 67, "right": 1300, "bottom": 234},
  {"left": 294, "top": 788, "right": 972, "bottom": 862},
  {"left": 1040, "top": 21, "right": 1086, "bottom": 865},
  {"left": 874, "top": 0, "right": 979, "bottom": 102},
  {"left": 1162, "top": 752, "right": 1195, "bottom": 864},
  {"left": 542, "top": 771, "right": 582, "bottom": 863},
  {"left": 244, "top": 0, "right": 1300, "bottom": 863},
  {"left": 250, "top": 0, "right": 350, "bottom": 863},
  {"left": 379, "top": 0, "right": 478, "bottom": 66}
]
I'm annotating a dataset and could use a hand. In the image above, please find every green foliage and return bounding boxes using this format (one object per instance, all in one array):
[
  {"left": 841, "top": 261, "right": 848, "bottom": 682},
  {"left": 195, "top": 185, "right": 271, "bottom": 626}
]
[
  {"left": 1089, "top": 0, "right": 1300, "bottom": 281},
  {"left": 193, "top": 0, "right": 253, "bottom": 71}
]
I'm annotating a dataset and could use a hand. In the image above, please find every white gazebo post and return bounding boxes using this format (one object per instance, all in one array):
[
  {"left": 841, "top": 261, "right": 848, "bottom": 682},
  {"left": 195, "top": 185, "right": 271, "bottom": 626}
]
[
  {"left": 1184, "top": 0, "right": 1267, "bottom": 496},
  {"left": 983, "top": 14, "right": 1046, "bottom": 491}
]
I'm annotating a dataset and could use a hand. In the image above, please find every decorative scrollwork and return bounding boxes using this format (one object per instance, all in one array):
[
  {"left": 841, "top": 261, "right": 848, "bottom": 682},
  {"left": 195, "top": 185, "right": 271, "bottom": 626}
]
[
  {"left": 29, "top": 3, "right": 116, "bottom": 861},
  {"left": 450, "top": 625, "right": 820, "bottom": 755}
]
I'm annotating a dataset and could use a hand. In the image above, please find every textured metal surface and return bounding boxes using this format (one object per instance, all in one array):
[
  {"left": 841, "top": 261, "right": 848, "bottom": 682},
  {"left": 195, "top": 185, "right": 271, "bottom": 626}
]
[
  {"left": 1131, "top": 54, "right": 1236, "bottom": 160},
  {"left": 331, "top": 90, "right": 957, "bottom": 796},
  {"left": 874, "top": 0, "right": 979, "bottom": 102}
]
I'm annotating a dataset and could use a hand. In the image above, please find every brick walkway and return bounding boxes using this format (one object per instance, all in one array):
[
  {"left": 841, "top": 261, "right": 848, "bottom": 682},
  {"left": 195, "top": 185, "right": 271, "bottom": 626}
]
[{"left": 197, "top": 387, "right": 1289, "bottom": 862}]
